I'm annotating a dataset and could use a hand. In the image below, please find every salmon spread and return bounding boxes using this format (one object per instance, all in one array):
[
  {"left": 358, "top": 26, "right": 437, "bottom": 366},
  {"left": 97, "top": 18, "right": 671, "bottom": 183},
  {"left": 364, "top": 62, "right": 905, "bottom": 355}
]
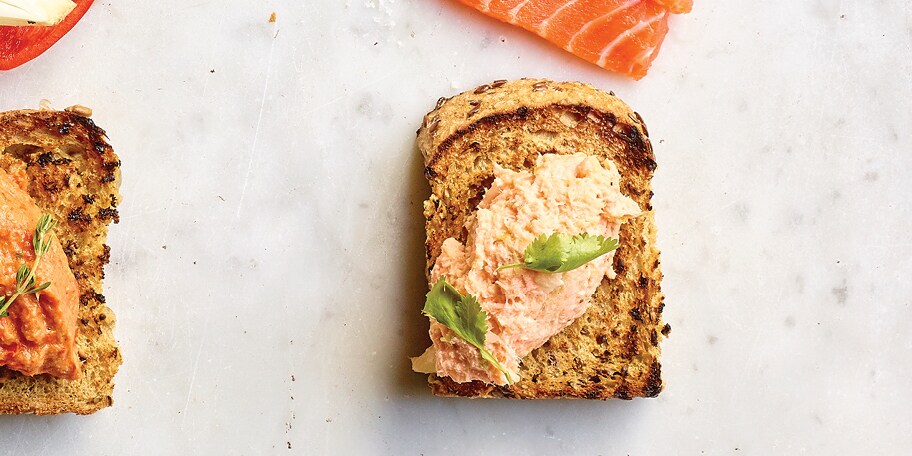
[
  {"left": 0, "top": 168, "right": 80, "bottom": 379},
  {"left": 422, "top": 153, "right": 640, "bottom": 385}
]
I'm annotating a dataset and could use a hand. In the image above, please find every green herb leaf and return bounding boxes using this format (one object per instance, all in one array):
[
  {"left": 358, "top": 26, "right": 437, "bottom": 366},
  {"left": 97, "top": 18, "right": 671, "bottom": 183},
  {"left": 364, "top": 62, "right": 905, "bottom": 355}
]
[
  {"left": 26, "top": 282, "right": 51, "bottom": 294},
  {"left": 15, "top": 264, "right": 29, "bottom": 286},
  {"left": 33, "top": 214, "right": 57, "bottom": 257},
  {"left": 422, "top": 277, "right": 513, "bottom": 383},
  {"left": 499, "top": 232, "right": 619, "bottom": 273},
  {"left": 0, "top": 214, "right": 57, "bottom": 318}
]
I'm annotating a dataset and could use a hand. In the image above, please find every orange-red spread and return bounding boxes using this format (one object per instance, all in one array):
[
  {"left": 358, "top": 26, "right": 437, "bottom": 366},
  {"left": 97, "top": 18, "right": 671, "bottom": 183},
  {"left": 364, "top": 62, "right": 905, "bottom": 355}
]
[{"left": 0, "top": 168, "right": 80, "bottom": 379}]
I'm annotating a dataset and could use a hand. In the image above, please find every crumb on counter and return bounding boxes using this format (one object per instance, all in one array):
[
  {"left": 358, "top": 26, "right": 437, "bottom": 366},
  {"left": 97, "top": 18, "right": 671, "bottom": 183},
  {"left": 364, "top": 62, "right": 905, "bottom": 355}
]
[{"left": 269, "top": 12, "right": 277, "bottom": 23}]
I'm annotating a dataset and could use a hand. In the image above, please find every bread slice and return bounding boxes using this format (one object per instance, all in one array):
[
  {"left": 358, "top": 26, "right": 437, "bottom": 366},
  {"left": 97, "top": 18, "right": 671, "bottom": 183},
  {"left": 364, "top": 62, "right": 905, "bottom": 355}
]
[
  {"left": 417, "top": 79, "right": 667, "bottom": 399},
  {"left": 0, "top": 109, "right": 121, "bottom": 414}
]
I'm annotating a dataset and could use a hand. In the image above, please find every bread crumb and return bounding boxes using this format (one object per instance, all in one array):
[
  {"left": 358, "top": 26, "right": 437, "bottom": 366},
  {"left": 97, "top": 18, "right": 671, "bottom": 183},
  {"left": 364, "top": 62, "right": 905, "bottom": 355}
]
[
  {"left": 269, "top": 12, "right": 277, "bottom": 23},
  {"left": 38, "top": 99, "right": 53, "bottom": 111}
]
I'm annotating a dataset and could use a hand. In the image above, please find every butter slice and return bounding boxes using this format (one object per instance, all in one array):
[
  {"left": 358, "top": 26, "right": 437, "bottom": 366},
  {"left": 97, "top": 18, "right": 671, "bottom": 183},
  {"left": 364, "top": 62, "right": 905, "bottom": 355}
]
[{"left": 0, "top": 0, "right": 76, "bottom": 26}]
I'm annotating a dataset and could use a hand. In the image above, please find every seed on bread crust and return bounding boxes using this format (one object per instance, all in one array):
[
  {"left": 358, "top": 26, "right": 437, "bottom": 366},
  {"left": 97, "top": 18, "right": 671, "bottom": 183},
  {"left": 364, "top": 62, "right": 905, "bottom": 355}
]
[{"left": 65, "top": 105, "right": 93, "bottom": 117}]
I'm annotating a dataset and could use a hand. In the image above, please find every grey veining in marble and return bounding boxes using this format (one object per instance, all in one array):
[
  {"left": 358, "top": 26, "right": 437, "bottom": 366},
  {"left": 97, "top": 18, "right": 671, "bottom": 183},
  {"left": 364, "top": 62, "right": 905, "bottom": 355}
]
[{"left": 0, "top": 0, "right": 909, "bottom": 454}]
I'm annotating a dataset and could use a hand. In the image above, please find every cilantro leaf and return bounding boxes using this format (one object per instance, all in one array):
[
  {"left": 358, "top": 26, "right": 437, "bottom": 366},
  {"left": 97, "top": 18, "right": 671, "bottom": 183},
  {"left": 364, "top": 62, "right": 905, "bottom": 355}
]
[
  {"left": 499, "top": 232, "right": 619, "bottom": 273},
  {"left": 422, "top": 277, "right": 513, "bottom": 383}
]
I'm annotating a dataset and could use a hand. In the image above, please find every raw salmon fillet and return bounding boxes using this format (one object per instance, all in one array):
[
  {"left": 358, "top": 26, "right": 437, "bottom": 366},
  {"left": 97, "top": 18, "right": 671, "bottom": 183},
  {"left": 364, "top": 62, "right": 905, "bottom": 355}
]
[
  {"left": 654, "top": 0, "right": 692, "bottom": 14},
  {"left": 456, "top": 0, "right": 693, "bottom": 79}
]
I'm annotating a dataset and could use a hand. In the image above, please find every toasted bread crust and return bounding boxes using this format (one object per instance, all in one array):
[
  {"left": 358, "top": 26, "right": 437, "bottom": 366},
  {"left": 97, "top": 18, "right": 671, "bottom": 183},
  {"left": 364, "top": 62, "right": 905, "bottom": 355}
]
[
  {"left": 0, "top": 109, "right": 121, "bottom": 414},
  {"left": 418, "top": 79, "right": 665, "bottom": 399}
]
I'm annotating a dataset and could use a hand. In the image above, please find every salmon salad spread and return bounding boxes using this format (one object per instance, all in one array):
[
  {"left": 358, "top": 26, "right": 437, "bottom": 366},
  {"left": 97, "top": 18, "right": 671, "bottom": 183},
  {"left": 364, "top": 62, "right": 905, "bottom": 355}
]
[
  {"left": 0, "top": 168, "right": 80, "bottom": 379},
  {"left": 419, "top": 153, "right": 641, "bottom": 385}
]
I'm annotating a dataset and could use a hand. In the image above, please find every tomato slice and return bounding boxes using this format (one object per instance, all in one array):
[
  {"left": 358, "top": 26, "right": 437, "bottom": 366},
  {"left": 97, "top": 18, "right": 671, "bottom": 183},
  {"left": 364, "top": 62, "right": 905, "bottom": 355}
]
[{"left": 0, "top": 0, "right": 94, "bottom": 71}]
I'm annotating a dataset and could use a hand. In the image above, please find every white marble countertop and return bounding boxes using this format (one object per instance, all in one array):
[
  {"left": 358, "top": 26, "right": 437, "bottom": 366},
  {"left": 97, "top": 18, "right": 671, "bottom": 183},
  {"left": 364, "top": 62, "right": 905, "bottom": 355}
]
[{"left": 0, "top": 0, "right": 909, "bottom": 454}]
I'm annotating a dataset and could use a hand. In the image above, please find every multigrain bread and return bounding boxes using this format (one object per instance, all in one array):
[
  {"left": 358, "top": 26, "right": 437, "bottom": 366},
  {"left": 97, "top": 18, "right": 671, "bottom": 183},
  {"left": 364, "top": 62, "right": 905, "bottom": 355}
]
[
  {"left": 417, "top": 79, "right": 667, "bottom": 399},
  {"left": 0, "top": 109, "right": 121, "bottom": 414}
]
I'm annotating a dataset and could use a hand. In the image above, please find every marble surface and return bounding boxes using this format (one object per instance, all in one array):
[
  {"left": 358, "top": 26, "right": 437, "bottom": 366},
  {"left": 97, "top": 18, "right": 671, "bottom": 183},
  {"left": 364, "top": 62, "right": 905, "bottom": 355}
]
[{"left": 0, "top": 0, "right": 909, "bottom": 454}]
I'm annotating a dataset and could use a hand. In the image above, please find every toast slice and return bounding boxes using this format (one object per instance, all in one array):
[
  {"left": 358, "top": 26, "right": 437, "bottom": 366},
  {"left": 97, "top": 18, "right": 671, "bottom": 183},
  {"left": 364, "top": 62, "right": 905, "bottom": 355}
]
[
  {"left": 417, "top": 79, "right": 666, "bottom": 399},
  {"left": 0, "top": 109, "right": 122, "bottom": 414}
]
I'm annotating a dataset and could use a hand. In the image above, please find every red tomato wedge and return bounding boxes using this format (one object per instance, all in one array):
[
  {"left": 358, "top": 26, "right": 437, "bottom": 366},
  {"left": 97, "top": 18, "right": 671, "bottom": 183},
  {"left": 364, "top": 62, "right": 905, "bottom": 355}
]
[
  {"left": 456, "top": 0, "right": 691, "bottom": 79},
  {"left": 0, "top": 0, "right": 94, "bottom": 71}
]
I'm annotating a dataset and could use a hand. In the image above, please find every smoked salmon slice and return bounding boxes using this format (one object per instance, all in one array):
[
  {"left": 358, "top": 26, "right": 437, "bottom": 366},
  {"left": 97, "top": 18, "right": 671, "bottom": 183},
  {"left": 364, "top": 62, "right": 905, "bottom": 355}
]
[
  {"left": 654, "top": 0, "right": 692, "bottom": 14},
  {"left": 456, "top": 0, "right": 692, "bottom": 79}
]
